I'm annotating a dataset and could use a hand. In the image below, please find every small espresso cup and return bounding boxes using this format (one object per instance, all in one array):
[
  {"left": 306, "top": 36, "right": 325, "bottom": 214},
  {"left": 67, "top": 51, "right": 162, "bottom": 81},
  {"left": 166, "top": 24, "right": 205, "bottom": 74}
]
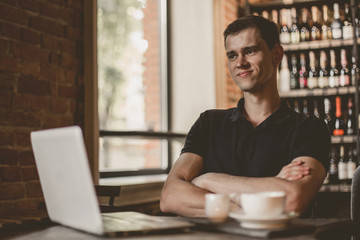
[
  {"left": 240, "top": 191, "right": 286, "bottom": 217},
  {"left": 205, "top": 193, "right": 230, "bottom": 222}
]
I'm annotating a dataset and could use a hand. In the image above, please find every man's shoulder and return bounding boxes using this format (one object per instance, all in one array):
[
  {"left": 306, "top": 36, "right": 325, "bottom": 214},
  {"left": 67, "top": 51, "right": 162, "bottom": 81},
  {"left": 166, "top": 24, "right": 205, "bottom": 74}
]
[{"left": 201, "top": 107, "right": 237, "bottom": 120}]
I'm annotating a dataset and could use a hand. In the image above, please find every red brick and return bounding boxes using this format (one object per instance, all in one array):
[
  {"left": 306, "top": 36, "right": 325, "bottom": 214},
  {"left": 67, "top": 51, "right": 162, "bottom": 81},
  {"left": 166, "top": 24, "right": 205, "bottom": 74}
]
[
  {"left": 58, "top": 85, "right": 80, "bottom": 99},
  {"left": 51, "top": 97, "right": 68, "bottom": 113},
  {"left": 40, "top": 2, "right": 61, "bottom": 19},
  {"left": 0, "top": 55, "right": 20, "bottom": 73},
  {"left": 23, "top": 167, "right": 39, "bottom": 181},
  {"left": 15, "top": 131, "right": 31, "bottom": 147},
  {"left": 47, "top": 0, "right": 66, "bottom": 6},
  {"left": 0, "top": 148, "right": 18, "bottom": 165},
  {"left": 67, "top": 0, "right": 83, "bottom": 11},
  {"left": 30, "top": 95, "right": 50, "bottom": 111},
  {"left": 21, "top": 61, "right": 40, "bottom": 77},
  {"left": 0, "top": 39, "right": 8, "bottom": 53},
  {"left": 0, "top": 131, "right": 14, "bottom": 146},
  {"left": 22, "top": 28, "right": 41, "bottom": 45},
  {"left": 11, "top": 93, "right": 32, "bottom": 109},
  {"left": 30, "top": 16, "right": 65, "bottom": 37},
  {"left": 14, "top": 198, "right": 42, "bottom": 209},
  {"left": 66, "top": 70, "right": 77, "bottom": 84},
  {"left": 0, "top": 2, "right": 27, "bottom": 25},
  {"left": 0, "top": 22, "right": 22, "bottom": 40},
  {"left": 43, "top": 113, "right": 73, "bottom": 128},
  {"left": 60, "top": 53, "right": 80, "bottom": 70},
  {"left": 0, "top": 183, "right": 25, "bottom": 200},
  {"left": 11, "top": 42, "right": 48, "bottom": 61},
  {"left": 61, "top": 41, "right": 77, "bottom": 56},
  {"left": 26, "top": 182, "right": 42, "bottom": 197},
  {"left": 66, "top": 26, "right": 82, "bottom": 41},
  {"left": 0, "top": 166, "right": 22, "bottom": 182},
  {"left": 41, "top": 34, "right": 61, "bottom": 51},
  {"left": 18, "top": 75, "right": 50, "bottom": 96},
  {"left": 20, "top": 0, "right": 41, "bottom": 13},
  {"left": 0, "top": 73, "right": 16, "bottom": 91},
  {"left": 49, "top": 52, "right": 60, "bottom": 65},
  {"left": 40, "top": 63, "right": 56, "bottom": 81},
  {"left": 1, "top": 110, "right": 41, "bottom": 127},
  {"left": 0, "top": 90, "right": 12, "bottom": 108},
  {"left": 19, "top": 150, "right": 35, "bottom": 166}
]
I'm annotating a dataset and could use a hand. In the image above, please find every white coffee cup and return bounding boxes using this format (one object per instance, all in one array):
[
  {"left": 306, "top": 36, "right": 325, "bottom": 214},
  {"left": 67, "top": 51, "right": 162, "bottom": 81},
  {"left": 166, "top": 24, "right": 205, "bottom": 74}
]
[
  {"left": 205, "top": 193, "right": 230, "bottom": 223},
  {"left": 240, "top": 191, "right": 286, "bottom": 217}
]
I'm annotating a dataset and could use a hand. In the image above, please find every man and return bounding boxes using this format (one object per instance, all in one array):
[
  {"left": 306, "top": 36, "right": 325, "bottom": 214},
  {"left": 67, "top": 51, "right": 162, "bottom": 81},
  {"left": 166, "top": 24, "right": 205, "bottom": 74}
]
[{"left": 160, "top": 15, "right": 330, "bottom": 217}]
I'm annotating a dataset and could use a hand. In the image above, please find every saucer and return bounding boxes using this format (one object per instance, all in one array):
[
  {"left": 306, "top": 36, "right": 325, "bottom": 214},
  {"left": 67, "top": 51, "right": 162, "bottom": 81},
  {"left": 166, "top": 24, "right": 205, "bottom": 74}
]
[{"left": 229, "top": 210, "right": 299, "bottom": 229}]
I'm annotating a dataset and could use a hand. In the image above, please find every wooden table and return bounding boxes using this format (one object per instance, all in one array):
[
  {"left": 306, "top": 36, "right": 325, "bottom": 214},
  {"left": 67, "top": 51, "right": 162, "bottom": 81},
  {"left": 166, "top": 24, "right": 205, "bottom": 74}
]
[{"left": 1, "top": 217, "right": 357, "bottom": 240}]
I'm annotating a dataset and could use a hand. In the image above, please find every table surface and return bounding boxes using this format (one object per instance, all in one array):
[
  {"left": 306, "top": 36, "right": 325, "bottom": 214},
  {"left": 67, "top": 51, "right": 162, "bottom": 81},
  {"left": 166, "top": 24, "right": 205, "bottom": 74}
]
[{"left": 1, "top": 217, "right": 356, "bottom": 240}]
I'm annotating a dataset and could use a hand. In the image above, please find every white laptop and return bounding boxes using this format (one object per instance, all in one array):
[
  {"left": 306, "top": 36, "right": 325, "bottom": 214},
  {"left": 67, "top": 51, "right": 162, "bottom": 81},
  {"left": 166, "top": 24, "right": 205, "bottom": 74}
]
[{"left": 30, "top": 126, "right": 193, "bottom": 236}]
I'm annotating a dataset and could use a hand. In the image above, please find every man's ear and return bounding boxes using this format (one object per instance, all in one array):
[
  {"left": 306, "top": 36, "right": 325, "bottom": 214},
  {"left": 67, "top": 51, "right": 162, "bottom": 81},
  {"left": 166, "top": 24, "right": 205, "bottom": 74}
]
[{"left": 272, "top": 45, "right": 284, "bottom": 66}]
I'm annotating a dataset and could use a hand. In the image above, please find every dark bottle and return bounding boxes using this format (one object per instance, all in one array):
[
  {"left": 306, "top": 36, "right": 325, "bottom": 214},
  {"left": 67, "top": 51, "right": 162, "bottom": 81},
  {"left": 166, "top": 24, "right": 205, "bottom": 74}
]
[
  {"left": 339, "top": 49, "right": 350, "bottom": 87},
  {"left": 299, "top": 53, "right": 308, "bottom": 89},
  {"left": 318, "top": 51, "right": 328, "bottom": 88},
  {"left": 290, "top": 54, "right": 299, "bottom": 89},
  {"left": 329, "top": 50, "right": 339, "bottom": 88},
  {"left": 302, "top": 99, "right": 310, "bottom": 117},
  {"left": 343, "top": 3, "right": 354, "bottom": 40},
  {"left": 347, "top": 147, "right": 357, "bottom": 184},
  {"left": 331, "top": 3, "right": 343, "bottom": 39},
  {"left": 321, "top": 5, "right": 332, "bottom": 40},
  {"left": 351, "top": 56, "right": 359, "bottom": 86},
  {"left": 293, "top": 99, "right": 300, "bottom": 113},
  {"left": 313, "top": 99, "right": 320, "bottom": 119},
  {"left": 299, "top": 8, "right": 311, "bottom": 42},
  {"left": 290, "top": 8, "right": 300, "bottom": 44},
  {"left": 329, "top": 148, "right": 339, "bottom": 184},
  {"left": 333, "top": 96, "right": 345, "bottom": 136},
  {"left": 308, "top": 51, "right": 318, "bottom": 89},
  {"left": 324, "top": 98, "right": 333, "bottom": 133},
  {"left": 346, "top": 97, "right": 355, "bottom": 135},
  {"left": 338, "top": 145, "right": 347, "bottom": 184},
  {"left": 310, "top": 6, "right": 321, "bottom": 41}
]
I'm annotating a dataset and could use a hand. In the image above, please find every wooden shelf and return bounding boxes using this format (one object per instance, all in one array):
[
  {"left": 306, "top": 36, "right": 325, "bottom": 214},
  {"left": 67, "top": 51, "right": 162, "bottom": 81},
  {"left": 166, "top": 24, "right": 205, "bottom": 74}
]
[
  {"left": 279, "top": 86, "right": 356, "bottom": 98},
  {"left": 331, "top": 135, "right": 357, "bottom": 144},
  {"left": 282, "top": 38, "right": 359, "bottom": 51},
  {"left": 320, "top": 184, "right": 351, "bottom": 192}
]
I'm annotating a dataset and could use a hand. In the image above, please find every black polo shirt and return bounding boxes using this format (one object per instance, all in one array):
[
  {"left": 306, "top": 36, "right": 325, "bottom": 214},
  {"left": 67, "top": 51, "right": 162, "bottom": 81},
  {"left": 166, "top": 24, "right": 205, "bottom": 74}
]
[{"left": 181, "top": 98, "right": 330, "bottom": 177}]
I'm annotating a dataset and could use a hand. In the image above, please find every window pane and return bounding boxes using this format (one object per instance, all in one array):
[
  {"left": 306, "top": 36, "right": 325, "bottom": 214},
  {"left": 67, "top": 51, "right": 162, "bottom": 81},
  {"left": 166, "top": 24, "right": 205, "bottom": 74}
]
[
  {"left": 98, "top": 0, "right": 165, "bottom": 132},
  {"left": 97, "top": 0, "right": 167, "bottom": 173}
]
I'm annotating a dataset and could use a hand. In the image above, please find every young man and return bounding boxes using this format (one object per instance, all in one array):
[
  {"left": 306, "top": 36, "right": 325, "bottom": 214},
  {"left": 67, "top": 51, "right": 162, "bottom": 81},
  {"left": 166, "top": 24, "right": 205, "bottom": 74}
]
[{"left": 160, "top": 16, "right": 330, "bottom": 217}]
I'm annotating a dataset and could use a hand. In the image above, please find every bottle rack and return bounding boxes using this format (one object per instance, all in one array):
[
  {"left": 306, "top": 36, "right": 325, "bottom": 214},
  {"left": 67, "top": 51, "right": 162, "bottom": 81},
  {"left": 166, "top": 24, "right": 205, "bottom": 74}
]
[{"left": 241, "top": 0, "right": 360, "bottom": 190}]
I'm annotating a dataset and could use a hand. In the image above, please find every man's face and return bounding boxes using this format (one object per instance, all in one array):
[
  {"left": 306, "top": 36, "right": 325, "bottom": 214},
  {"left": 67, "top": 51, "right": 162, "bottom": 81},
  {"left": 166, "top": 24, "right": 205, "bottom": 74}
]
[{"left": 225, "top": 28, "right": 275, "bottom": 93}]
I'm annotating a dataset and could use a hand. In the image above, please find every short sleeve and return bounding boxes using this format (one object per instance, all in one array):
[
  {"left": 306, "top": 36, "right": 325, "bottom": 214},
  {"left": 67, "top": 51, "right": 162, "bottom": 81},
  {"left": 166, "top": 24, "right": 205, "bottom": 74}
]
[
  {"left": 291, "top": 116, "right": 331, "bottom": 171},
  {"left": 181, "top": 112, "right": 208, "bottom": 158}
]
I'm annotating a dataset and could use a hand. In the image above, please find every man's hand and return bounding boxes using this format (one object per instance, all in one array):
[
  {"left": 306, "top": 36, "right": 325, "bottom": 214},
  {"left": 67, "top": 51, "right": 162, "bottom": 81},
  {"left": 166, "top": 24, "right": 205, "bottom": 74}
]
[{"left": 276, "top": 160, "right": 310, "bottom": 181}]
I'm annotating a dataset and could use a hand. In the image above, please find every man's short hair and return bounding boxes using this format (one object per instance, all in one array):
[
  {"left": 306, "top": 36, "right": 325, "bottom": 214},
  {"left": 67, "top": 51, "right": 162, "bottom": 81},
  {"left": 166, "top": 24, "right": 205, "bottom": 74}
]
[{"left": 223, "top": 15, "right": 280, "bottom": 50}]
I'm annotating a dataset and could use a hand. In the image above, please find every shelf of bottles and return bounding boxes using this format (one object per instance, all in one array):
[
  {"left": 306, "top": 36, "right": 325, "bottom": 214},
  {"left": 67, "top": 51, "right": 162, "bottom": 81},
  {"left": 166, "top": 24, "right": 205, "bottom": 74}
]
[{"left": 247, "top": 0, "right": 360, "bottom": 189}]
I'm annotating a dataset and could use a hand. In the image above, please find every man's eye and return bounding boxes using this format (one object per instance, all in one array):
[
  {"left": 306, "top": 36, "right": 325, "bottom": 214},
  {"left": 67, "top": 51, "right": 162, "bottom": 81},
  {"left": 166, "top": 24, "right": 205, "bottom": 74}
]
[
  {"left": 246, "top": 49, "right": 256, "bottom": 55},
  {"left": 228, "top": 55, "right": 236, "bottom": 60}
]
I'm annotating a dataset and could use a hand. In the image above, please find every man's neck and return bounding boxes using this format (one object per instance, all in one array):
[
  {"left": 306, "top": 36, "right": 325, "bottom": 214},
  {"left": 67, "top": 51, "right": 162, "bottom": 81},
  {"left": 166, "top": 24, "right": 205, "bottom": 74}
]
[{"left": 242, "top": 92, "right": 281, "bottom": 127}]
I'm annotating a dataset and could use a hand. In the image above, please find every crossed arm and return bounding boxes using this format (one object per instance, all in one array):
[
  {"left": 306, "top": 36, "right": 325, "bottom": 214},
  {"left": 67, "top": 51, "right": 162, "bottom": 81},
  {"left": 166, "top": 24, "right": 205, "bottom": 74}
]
[{"left": 160, "top": 152, "right": 326, "bottom": 217}]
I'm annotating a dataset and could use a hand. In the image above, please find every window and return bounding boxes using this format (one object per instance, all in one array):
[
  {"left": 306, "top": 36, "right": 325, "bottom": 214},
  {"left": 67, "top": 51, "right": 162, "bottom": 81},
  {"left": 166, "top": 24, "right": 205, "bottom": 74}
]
[{"left": 97, "top": 0, "right": 183, "bottom": 177}]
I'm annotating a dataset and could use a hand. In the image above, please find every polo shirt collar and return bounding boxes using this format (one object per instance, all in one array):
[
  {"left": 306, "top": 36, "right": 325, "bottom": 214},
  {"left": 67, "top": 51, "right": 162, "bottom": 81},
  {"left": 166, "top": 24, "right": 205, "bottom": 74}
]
[{"left": 230, "top": 98, "right": 292, "bottom": 125}]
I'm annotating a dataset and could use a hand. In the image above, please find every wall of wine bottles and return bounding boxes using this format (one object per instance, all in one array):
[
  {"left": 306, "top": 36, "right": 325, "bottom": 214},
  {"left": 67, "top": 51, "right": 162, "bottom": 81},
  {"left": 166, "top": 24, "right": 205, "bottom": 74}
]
[{"left": 246, "top": 0, "right": 360, "bottom": 188}]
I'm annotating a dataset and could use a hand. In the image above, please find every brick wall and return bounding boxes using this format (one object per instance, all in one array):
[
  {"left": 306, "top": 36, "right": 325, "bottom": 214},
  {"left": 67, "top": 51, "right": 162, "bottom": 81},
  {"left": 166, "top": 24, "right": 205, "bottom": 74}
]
[{"left": 0, "top": 0, "right": 84, "bottom": 209}]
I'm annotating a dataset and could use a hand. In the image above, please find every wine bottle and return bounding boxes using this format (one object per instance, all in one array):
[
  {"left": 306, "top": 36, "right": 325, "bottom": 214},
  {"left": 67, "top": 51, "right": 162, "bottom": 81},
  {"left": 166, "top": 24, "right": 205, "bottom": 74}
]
[
  {"left": 331, "top": 3, "right": 343, "bottom": 39},
  {"left": 293, "top": 99, "right": 300, "bottom": 113},
  {"left": 302, "top": 99, "right": 310, "bottom": 117},
  {"left": 339, "top": 49, "right": 350, "bottom": 87},
  {"left": 308, "top": 51, "right": 318, "bottom": 89},
  {"left": 324, "top": 98, "right": 333, "bottom": 133},
  {"left": 343, "top": 3, "right": 354, "bottom": 40},
  {"left": 280, "top": 9, "right": 291, "bottom": 44},
  {"left": 299, "top": 8, "right": 310, "bottom": 42},
  {"left": 351, "top": 56, "right": 359, "bottom": 86},
  {"left": 290, "top": 8, "right": 300, "bottom": 44},
  {"left": 299, "top": 53, "right": 308, "bottom": 89},
  {"left": 318, "top": 51, "right": 328, "bottom": 88},
  {"left": 347, "top": 147, "right": 357, "bottom": 184},
  {"left": 329, "top": 148, "right": 339, "bottom": 184},
  {"left": 279, "top": 54, "right": 290, "bottom": 92},
  {"left": 346, "top": 97, "right": 355, "bottom": 135},
  {"left": 321, "top": 5, "right": 332, "bottom": 40},
  {"left": 333, "top": 96, "right": 345, "bottom": 136},
  {"left": 338, "top": 145, "right": 348, "bottom": 184},
  {"left": 261, "top": 10, "right": 269, "bottom": 20},
  {"left": 290, "top": 54, "right": 299, "bottom": 89},
  {"left": 310, "top": 6, "right": 321, "bottom": 41},
  {"left": 313, "top": 99, "right": 320, "bottom": 119},
  {"left": 329, "top": 50, "right": 339, "bottom": 88}
]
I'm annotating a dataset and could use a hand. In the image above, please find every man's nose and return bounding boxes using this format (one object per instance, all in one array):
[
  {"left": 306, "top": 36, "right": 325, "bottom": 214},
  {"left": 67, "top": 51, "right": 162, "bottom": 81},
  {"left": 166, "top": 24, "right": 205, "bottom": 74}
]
[{"left": 236, "top": 55, "right": 249, "bottom": 68}]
